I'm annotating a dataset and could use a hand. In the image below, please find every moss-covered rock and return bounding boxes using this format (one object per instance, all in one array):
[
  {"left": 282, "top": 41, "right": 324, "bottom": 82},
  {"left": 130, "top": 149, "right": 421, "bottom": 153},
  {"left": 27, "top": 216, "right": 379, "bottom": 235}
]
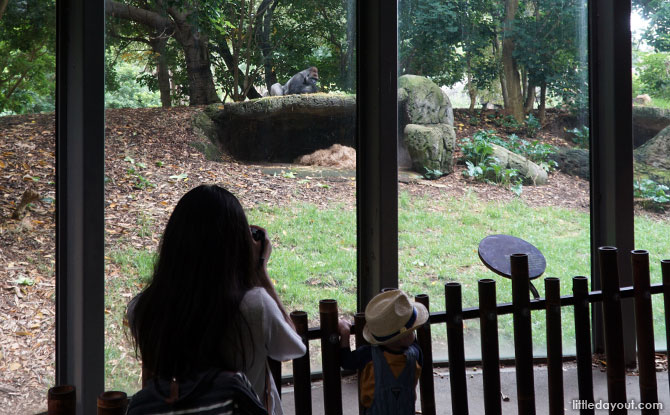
[
  {"left": 204, "top": 94, "right": 356, "bottom": 162},
  {"left": 633, "top": 106, "right": 670, "bottom": 148},
  {"left": 403, "top": 123, "right": 456, "bottom": 173},
  {"left": 398, "top": 75, "right": 453, "bottom": 126},
  {"left": 490, "top": 143, "right": 548, "bottom": 185}
]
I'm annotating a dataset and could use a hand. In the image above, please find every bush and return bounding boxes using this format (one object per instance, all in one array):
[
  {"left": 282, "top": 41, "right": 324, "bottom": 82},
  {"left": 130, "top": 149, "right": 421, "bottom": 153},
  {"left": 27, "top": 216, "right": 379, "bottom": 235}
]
[
  {"left": 637, "top": 52, "right": 670, "bottom": 101},
  {"left": 634, "top": 178, "right": 670, "bottom": 210},
  {"left": 460, "top": 131, "right": 523, "bottom": 195},
  {"left": 525, "top": 114, "right": 541, "bottom": 137},
  {"left": 566, "top": 125, "right": 589, "bottom": 148}
]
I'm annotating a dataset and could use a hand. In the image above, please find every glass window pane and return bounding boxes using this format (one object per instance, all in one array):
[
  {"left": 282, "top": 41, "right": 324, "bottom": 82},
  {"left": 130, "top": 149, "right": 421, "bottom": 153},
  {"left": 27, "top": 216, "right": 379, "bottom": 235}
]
[
  {"left": 0, "top": 0, "right": 56, "bottom": 412},
  {"left": 397, "top": 0, "right": 590, "bottom": 360},
  {"left": 631, "top": 3, "right": 670, "bottom": 349},
  {"left": 103, "top": 0, "right": 356, "bottom": 397}
]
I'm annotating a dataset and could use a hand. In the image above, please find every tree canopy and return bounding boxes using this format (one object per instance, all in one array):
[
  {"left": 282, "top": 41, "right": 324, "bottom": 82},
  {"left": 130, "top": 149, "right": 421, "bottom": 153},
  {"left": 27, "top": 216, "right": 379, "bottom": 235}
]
[{"left": 1, "top": 0, "right": 658, "bottom": 118}]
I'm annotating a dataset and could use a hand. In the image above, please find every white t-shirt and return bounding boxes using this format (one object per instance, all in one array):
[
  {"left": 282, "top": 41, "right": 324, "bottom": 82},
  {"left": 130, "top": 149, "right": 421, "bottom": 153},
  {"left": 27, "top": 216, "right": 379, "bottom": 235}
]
[{"left": 234, "top": 287, "right": 307, "bottom": 415}]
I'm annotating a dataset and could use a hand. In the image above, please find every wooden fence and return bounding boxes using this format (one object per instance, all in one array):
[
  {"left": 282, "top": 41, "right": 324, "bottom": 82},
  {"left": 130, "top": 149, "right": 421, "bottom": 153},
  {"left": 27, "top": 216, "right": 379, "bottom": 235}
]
[{"left": 48, "top": 247, "right": 670, "bottom": 415}]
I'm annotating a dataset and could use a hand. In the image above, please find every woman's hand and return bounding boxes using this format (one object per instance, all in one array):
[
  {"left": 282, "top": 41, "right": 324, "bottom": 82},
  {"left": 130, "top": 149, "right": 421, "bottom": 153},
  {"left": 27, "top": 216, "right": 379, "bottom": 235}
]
[{"left": 250, "top": 225, "right": 272, "bottom": 269}]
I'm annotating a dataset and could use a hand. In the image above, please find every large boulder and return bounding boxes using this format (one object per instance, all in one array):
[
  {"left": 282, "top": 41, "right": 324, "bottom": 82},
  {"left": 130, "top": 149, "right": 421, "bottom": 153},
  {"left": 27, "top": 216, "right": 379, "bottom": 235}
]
[
  {"left": 490, "top": 143, "right": 548, "bottom": 185},
  {"left": 633, "top": 106, "right": 670, "bottom": 148},
  {"left": 397, "top": 75, "right": 455, "bottom": 172},
  {"left": 549, "top": 146, "right": 590, "bottom": 180},
  {"left": 205, "top": 94, "right": 355, "bottom": 162},
  {"left": 398, "top": 75, "right": 454, "bottom": 125},
  {"left": 634, "top": 125, "right": 670, "bottom": 170},
  {"left": 403, "top": 124, "right": 456, "bottom": 173}
]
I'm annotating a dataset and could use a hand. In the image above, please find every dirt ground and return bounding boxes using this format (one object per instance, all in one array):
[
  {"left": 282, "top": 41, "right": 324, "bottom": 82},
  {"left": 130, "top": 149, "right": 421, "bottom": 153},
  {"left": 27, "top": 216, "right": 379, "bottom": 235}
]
[{"left": 0, "top": 106, "right": 663, "bottom": 414}]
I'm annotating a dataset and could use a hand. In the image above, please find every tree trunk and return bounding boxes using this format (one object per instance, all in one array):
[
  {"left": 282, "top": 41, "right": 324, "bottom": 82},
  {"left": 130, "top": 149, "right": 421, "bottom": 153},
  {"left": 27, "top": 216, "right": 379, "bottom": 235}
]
[
  {"left": 538, "top": 81, "right": 547, "bottom": 124},
  {"left": 0, "top": 0, "right": 9, "bottom": 20},
  {"left": 255, "top": 0, "right": 278, "bottom": 90},
  {"left": 524, "top": 80, "right": 536, "bottom": 113},
  {"left": 106, "top": 0, "right": 221, "bottom": 105},
  {"left": 213, "top": 42, "right": 262, "bottom": 100},
  {"left": 149, "top": 36, "right": 172, "bottom": 107},
  {"left": 501, "top": 0, "right": 524, "bottom": 122},
  {"left": 493, "top": 35, "right": 509, "bottom": 108}
]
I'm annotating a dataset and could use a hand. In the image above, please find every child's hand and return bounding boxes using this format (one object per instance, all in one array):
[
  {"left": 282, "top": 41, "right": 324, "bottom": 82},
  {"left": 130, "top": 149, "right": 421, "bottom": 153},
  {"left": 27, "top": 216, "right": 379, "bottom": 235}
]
[{"left": 337, "top": 319, "right": 351, "bottom": 348}]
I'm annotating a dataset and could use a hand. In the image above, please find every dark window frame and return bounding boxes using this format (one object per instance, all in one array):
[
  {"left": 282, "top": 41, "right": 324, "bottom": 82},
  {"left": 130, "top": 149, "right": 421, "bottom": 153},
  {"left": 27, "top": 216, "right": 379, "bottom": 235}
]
[{"left": 54, "top": 1, "right": 635, "bottom": 412}]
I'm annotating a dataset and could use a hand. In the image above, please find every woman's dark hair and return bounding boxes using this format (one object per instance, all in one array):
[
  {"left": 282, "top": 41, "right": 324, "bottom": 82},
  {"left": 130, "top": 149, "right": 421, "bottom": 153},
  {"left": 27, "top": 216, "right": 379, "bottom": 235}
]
[{"left": 130, "top": 184, "right": 281, "bottom": 379}]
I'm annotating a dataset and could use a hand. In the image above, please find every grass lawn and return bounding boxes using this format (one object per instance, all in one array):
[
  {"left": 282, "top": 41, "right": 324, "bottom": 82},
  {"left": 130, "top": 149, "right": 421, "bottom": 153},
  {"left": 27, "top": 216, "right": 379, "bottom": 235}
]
[{"left": 105, "top": 190, "right": 670, "bottom": 390}]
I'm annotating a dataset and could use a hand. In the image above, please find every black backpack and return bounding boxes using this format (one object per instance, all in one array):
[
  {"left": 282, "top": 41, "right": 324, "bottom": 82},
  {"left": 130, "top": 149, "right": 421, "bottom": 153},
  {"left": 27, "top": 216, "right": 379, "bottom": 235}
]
[{"left": 126, "top": 369, "right": 268, "bottom": 415}]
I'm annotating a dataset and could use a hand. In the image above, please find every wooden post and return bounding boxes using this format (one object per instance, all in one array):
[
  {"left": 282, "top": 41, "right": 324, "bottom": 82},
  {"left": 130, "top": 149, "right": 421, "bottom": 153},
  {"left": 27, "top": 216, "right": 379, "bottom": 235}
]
[
  {"left": 320, "top": 299, "right": 342, "bottom": 415},
  {"left": 47, "top": 385, "right": 76, "bottom": 415},
  {"left": 573, "top": 276, "right": 594, "bottom": 414},
  {"left": 598, "top": 247, "right": 627, "bottom": 413},
  {"left": 545, "top": 277, "right": 564, "bottom": 415},
  {"left": 354, "top": 312, "right": 368, "bottom": 415},
  {"left": 511, "top": 253, "right": 536, "bottom": 415},
  {"left": 415, "top": 294, "right": 436, "bottom": 415},
  {"left": 479, "top": 279, "right": 502, "bottom": 415},
  {"left": 96, "top": 391, "right": 128, "bottom": 415},
  {"left": 445, "top": 282, "right": 469, "bottom": 415},
  {"left": 631, "top": 250, "right": 659, "bottom": 414},
  {"left": 291, "top": 311, "right": 312, "bottom": 415}
]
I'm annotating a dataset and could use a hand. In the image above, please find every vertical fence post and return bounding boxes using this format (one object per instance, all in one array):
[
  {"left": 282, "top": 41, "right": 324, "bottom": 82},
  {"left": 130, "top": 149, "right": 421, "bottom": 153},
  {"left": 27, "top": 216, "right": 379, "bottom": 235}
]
[
  {"left": 598, "top": 247, "right": 627, "bottom": 412},
  {"left": 415, "top": 294, "right": 436, "bottom": 415},
  {"left": 478, "top": 279, "right": 502, "bottom": 415},
  {"left": 96, "top": 391, "right": 128, "bottom": 415},
  {"left": 545, "top": 277, "right": 564, "bottom": 415},
  {"left": 319, "top": 299, "right": 342, "bottom": 415},
  {"left": 631, "top": 250, "right": 659, "bottom": 414},
  {"left": 291, "top": 311, "right": 312, "bottom": 415},
  {"left": 662, "top": 259, "right": 670, "bottom": 398},
  {"left": 354, "top": 312, "right": 369, "bottom": 415},
  {"left": 511, "top": 253, "right": 536, "bottom": 415},
  {"left": 573, "top": 276, "right": 594, "bottom": 414},
  {"left": 445, "top": 282, "right": 469, "bottom": 415},
  {"left": 354, "top": 312, "right": 368, "bottom": 415},
  {"left": 48, "top": 385, "right": 76, "bottom": 415}
]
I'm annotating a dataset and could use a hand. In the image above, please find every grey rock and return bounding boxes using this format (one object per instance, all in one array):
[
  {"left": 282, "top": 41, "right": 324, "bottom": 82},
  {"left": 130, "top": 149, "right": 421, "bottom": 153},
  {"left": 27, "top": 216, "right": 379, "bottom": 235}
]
[
  {"left": 633, "top": 106, "right": 670, "bottom": 148},
  {"left": 634, "top": 125, "right": 670, "bottom": 170},
  {"left": 398, "top": 75, "right": 454, "bottom": 126},
  {"left": 490, "top": 143, "right": 548, "bottom": 185},
  {"left": 549, "top": 146, "right": 590, "bottom": 180},
  {"left": 403, "top": 123, "right": 456, "bottom": 174}
]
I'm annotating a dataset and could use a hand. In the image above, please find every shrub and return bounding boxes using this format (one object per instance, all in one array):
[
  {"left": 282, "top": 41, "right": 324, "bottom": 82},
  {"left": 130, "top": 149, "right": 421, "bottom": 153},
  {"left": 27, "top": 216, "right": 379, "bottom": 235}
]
[
  {"left": 634, "top": 178, "right": 670, "bottom": 210},
  {"left": 460, "top": 131, "right": 523, "bottom": 194},
  {"left": 525, "top": 114, "right": 541, "bottom": 137},
  {"left": 566, "top": 125, "right": 589, "bottom": 148}
]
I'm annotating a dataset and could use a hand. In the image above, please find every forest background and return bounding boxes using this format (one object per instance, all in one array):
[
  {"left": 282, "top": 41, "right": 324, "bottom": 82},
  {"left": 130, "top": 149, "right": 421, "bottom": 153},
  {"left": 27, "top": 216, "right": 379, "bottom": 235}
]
[{"left": 1, "top": 0, "right": 669, "bottom": 117}]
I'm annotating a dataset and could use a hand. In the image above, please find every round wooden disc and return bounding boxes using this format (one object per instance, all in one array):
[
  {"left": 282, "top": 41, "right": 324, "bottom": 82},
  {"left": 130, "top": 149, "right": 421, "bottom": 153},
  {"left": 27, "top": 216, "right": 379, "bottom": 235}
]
[{"left": 478, "top": 234, "right": 546, "bottom": 280}]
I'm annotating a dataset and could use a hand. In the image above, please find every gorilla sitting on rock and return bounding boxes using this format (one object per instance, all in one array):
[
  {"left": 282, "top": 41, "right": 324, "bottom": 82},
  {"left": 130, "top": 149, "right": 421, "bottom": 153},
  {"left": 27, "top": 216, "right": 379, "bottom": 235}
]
[{"left": 270, "top": 67, "right": 319, "bottom": 96}]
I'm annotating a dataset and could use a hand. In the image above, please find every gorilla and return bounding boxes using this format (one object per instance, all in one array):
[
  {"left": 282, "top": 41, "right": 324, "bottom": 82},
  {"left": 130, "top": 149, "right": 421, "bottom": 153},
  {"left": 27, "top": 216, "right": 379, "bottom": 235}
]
[{"left": 269, "top": 67, "right": 319, "bottom": 96}]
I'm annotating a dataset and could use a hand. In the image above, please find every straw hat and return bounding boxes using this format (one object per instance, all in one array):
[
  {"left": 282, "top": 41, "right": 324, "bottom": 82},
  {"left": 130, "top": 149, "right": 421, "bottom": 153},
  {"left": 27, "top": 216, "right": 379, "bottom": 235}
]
[{"left": 362, "top": 290, "right": 429, "bottom": 345}]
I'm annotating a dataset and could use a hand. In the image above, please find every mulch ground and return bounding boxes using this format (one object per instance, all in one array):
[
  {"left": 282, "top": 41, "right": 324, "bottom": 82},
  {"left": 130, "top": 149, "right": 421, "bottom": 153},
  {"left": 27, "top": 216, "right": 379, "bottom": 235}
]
[{"left": 0, "top": 106, "right": 665, "bottom": 414}]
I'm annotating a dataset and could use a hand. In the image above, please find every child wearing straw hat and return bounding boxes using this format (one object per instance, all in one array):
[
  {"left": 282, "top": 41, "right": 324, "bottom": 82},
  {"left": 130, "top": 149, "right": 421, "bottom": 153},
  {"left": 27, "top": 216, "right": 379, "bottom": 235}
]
[{"left": 338, "top": 289, "right": 428, "bottom": 414}]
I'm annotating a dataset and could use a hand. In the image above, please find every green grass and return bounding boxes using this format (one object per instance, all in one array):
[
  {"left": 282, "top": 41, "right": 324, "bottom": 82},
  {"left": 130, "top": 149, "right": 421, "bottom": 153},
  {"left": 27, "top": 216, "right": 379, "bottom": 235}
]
[
  {"left": 105, "top": 191, "right": 670, "bottom": 386},
  {"left": 649, "top": 97, "right": 670, "bottom": 109}
]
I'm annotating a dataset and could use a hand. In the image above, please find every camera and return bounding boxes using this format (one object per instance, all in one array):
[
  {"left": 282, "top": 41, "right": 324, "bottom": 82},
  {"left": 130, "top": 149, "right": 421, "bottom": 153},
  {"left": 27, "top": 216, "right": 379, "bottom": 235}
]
[{"left": 250, "top": 227, "right": 264, "bottom": 241}]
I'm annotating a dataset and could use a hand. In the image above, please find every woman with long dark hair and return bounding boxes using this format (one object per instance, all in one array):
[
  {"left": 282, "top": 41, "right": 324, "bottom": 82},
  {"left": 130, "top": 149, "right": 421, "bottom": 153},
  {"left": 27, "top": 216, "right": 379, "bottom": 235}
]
[{"left": 128, "top": 184, "right": 305, "bottom": 414}]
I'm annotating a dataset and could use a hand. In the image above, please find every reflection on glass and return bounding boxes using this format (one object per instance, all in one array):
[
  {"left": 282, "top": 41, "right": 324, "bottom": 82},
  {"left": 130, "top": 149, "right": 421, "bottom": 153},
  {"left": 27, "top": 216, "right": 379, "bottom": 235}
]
[
  {"left": 631, "top": 3, "right": 670, "bottom": 348},
  {"left": 397, "top": 0, "right": 590, "bottom": 360},
  {"left": 104, "top": 0, "right": 356, "bottom": 392},
  {"left": 0, "top": 0, "right": 56, "bottom": 412}
]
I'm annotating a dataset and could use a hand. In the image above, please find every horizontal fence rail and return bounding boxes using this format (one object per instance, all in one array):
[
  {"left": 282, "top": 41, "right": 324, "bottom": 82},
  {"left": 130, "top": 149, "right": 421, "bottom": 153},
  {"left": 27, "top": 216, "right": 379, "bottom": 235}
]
[{"left": 48, "top": 247, "right": 669, "bottom": 415}]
